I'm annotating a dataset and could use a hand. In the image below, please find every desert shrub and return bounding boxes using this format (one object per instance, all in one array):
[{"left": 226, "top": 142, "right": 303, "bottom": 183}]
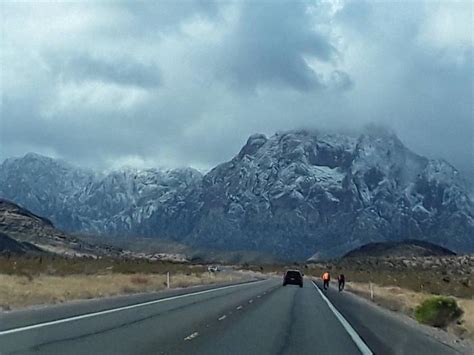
[
  {"left": 18, "top": 270, "right": 34, "bottom": 281},
  {"left": 121, "top": 286, "right": 136, "bottom": 294},
  {"left": 130, "top": 276, "right": 150, "bottom": 285},
  {"left": 415, "top": 296, "right": 463, "bottom": 328}
]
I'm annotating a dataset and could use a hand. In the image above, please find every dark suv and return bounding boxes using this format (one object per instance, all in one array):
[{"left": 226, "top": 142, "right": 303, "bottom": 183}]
[{"left": 283, "top": 270, "right": 303, "bottom": 287}]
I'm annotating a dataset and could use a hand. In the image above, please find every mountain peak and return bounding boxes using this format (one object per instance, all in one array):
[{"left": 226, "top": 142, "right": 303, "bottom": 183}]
[
  {"left": 238, "top": 133, "right": 268, "bottom": 158},
  {"left": 20, "top": 152, "right": 62, "bottom": 164},
  {"left": 1, "top": 130, "right": 472, "bottom": 260},
  {"left": 23, "top": 152, "right": 50, "bottom": 159}
]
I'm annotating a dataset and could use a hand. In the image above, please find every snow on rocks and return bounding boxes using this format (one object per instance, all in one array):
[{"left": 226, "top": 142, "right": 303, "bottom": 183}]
[{"left": 0, "top": 129, "right": 472, "bottom": 260}]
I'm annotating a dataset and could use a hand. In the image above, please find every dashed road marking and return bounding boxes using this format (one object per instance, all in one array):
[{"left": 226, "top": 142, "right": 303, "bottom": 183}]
[
  {"left": 257, "top": 295, "right": 261, "bottom": 298},
  {"left": 184, "top": 332, "right": 199, "bottom": 341},
  {"left": 248, "top": 299, "right": 253, "bottom": 303},
  {"left": 236, "top": 305, "right": 243, "bottom": 310},
  {"left": 0, "top": 280, "right": 267, "bottom": 336},
  {"left": 218, "top": 315, "right": 226, "bottom": 321}
]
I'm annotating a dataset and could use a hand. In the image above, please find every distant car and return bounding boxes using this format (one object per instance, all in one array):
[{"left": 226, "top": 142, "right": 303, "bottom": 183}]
[
  {"left": 283, "top": 270, "right": 303, "bottom": 287},
  {"left": 207, "top": 265, "right": 220, "bottom": 272}
]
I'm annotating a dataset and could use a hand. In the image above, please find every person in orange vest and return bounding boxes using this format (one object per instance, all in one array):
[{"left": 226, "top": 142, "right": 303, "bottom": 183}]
[{"left": 322, "top": 271, "right": 330, "bottom": 290}]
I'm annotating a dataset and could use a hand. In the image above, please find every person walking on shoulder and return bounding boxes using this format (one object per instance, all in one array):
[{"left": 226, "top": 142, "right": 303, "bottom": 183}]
[
  {"left": 322, "top": 271, "right": 330, "bottom": 290},
  {"left": 337, "top": 274, "right": 345, "bottom": 292}
]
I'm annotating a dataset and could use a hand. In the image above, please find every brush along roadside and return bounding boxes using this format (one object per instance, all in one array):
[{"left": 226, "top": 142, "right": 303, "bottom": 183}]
[
  {"left": 0, "top": 272, "right": 244, "bottom": 310},
  {"left": 345, "top": 281, "right": 474, "bottom": 342}
]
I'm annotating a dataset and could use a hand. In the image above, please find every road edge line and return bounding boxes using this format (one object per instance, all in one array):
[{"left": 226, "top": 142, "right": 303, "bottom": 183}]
[
  {"left": 311, "top": 280, "right": 373, "bottom": 355},
  {"left": 0, "top": 279, "right": 267, "bottom": 336}
]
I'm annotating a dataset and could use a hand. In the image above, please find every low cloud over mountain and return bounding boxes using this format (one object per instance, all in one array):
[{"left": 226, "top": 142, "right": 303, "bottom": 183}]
[{"left": 1, "top": 1, "right": 472, "bottom": 177}]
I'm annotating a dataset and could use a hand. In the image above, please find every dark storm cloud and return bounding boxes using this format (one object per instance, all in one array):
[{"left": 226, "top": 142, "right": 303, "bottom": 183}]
[
  {"left": 51, "top": 53, "right": 162, "bottom": 89},
  {"left": 0, "top": 0, "right": 472, "bottom": 179},
  {"left": 215, "top": 1, "right": 338, "bottom": 91},
  {"left": 332, "top": 0, "right": 473, "bottom": 175}
]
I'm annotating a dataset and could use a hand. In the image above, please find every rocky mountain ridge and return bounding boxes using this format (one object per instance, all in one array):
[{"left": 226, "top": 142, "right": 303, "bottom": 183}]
[
  {"left": 0, "top": 232, "right": 41, "bottom": 254},
  {"left": 1, "top": 130, "right": 473, "bottom": 259},
  {"left": 0, "top": 198, "right": 120, "bottom": 257},
  {"left": 0, "top": 198, "right": 190, "bottom": 261}
]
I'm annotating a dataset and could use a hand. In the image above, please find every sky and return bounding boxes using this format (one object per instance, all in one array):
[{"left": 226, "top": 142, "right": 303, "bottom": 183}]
[{"left": 0, "top": 0, "right": 472, "bottom": 176}]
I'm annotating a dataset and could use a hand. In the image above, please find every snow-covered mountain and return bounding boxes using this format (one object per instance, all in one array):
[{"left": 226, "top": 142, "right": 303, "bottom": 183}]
[
  {"left": 0, "top": 153, "right": 95, "bottom": 230},
  {"left": 1, "top": 130, "right": 473, "bottom": 259},
  {"left": 0, "top": 153, "right": 203, "bottom": 238}
]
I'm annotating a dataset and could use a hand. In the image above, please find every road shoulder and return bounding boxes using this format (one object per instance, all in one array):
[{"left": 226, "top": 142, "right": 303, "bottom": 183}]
[{"left": 312, "top": 279, "right": 472, "bottom": 355}]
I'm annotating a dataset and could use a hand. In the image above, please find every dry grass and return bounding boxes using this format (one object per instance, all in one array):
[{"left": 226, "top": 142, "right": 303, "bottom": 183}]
[
  {"left": 346, "top": 281, "right": 474, "bottom": 341},
  {"left": 456, "top": 299, "right": 474, "bottom": 341},
  {"left": 346, "top": 282, "right": 427, "bottom": 313},
  {"left": 0, "top": 255, "right": 208, "bottom": 276},
  {"left": 0, "top": 255, "right": 246, "bottom": 310},
  {"left": 0, "top": 272, "right": 241, "bottom": 310},
  {"left": 130, "top": 276, "right": 151, "bottom": 285}
]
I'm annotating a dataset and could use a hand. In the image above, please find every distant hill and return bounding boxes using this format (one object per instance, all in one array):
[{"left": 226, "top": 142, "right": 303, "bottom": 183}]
[
  {"left": 342, "top": 240, "right": 456, "bottom": 258},
  {"left": 77, "top": 234, "right": 282, "bottom": 265},
  {"left": 0, "top": 198, "right": 123, "bottom": 257},
  {"left": 0, "top": 232, "right": 42, "bottom": 254}
]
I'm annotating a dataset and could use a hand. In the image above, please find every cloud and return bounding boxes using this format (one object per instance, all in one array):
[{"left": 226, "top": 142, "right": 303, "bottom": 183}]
[
  {"left": 50, "top": 53, "right": 161, "bottom": 89},
  {"left": 212, "top": 1, "right": 340, "bottom": 91},
  {"left": 0, "top": 0, "right": 472, "bottom": 179}
]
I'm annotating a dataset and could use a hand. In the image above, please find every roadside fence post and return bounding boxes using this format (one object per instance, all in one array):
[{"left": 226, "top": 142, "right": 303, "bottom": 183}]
[{"left": 167, "top": 271, "right": 170, "bottom": 289}]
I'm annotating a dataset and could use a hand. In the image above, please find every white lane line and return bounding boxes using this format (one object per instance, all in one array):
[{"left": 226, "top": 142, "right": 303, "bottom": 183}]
[
  {"left": 218, "top": 315, "right": 226, "bottom": 321},
  {"left": 0, "top": 280, "right": 267, "bottom": 336},
  {"left": 184, "top": 332, "right": 199, "bottom": 341},
  {"left": 248, "top": 299, "right": 253, "bottom": 304},
  {"left": 236, "top": 305, "right": 243, "bottom": 310},
  {"left": 311, "top": 281, "right": 373, "bottom": 355}
]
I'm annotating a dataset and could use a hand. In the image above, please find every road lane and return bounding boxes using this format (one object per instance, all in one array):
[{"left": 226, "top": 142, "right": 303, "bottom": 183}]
[
  {"left": 0, "top": 280, "right": 268, "bottom": 336},
  {"left": 0, "top": 277, "right": 464, "bottom": 354},
  {"left": 1, "top": 278, "right": 364, "bottom": 355},
  {"left": 173, "top": 279, "right": 361, "bottom": 355},
  {"left": 311, "top": 281, "right": 372, "bottom": 355},
  {"left": 0, "top": 279, "right": 277, "bottom": 354},
  {"left": 0, "top": 279, "right": 263, "bottom": 332}
]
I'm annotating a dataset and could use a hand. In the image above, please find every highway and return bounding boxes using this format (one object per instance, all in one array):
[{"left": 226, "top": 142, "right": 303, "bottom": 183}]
[{"left": 0, "top": 278, "right": 464, "bottom": 354}]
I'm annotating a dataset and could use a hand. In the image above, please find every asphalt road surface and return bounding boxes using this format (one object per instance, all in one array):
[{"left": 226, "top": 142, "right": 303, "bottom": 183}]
[{"left": 0, "top": 278, "right": 464, "bottom": 355}]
